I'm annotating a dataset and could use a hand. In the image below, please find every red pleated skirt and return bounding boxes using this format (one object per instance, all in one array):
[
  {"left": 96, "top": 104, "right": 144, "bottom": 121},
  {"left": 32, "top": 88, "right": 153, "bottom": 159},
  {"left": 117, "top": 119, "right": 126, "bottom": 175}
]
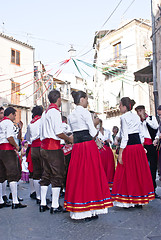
[
  {"left": 64, "top": 140, "right": 113, "bottom": 212},
  {"left": 99, "top": 145, "right": 115, "bottom": 188},
  {"left": 111, "top": 144, "right": 155, "bottom": 205}
]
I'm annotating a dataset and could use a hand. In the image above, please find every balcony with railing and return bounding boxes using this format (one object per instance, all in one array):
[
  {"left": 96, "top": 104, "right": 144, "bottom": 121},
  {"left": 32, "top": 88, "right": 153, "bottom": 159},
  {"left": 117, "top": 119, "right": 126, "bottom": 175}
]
[{"left": 102, "top": 55, "right": 127, "bottom": 76}]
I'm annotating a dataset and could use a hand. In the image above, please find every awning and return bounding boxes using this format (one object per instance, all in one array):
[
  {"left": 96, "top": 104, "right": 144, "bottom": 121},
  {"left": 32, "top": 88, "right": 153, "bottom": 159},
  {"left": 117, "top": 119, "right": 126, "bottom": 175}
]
[{"left": 134, "top": 65, "right": 153, "bottom": 83}]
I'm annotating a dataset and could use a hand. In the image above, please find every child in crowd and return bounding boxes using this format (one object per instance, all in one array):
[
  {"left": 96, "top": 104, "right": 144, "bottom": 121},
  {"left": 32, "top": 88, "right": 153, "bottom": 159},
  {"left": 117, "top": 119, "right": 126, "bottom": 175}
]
[{"left": 21, "top": 140, "right": 29, "bottom": 183}]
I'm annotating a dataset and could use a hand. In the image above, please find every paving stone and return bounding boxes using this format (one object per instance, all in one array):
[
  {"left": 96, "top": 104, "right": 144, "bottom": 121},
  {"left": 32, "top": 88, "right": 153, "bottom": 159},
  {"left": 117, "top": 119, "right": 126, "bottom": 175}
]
[{"left": 0, "top": 181, "right": 161, "bottom": 240}]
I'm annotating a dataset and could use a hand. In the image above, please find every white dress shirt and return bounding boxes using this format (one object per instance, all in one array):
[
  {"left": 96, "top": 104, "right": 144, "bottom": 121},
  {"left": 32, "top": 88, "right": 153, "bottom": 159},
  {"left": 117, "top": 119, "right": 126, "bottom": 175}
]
[
  {"left": 40, "top": 108, "right": 64, "bottom": 141},
  {"left": 26, "top": 118, "right": 42, "bottom": 143},
  {"left": 60, "top": 122, "right": 71, "bottom": 144},
  {"left": 141, "top": 116, "right": 158, "bottom": 139},
  {"left": 0, "top": 119, "right": 15, "bottom": 144},
  {"left": 120, "top": 111, "right": 144, "bottom": 149},
  {"left": 68, "top": 105, "right": 97, "bottom": 138}
]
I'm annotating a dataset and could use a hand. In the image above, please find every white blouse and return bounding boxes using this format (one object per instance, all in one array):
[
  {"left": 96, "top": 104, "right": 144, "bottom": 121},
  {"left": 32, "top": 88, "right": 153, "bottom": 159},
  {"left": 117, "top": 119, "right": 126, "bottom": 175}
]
[
  {"left": 26, "top": 118, "right": 42, "bottom": 143},
  {"left": 68, "top": 105, "right": 97, "bottom": 138},
  {"left": 98, "top": 129, "right": 112, "bottom": 142},
  {"left": 120, "top": 111, "right": 144, "bottom": 149},
  {"left": 40, "top": 108, "right": 64, "bottom": 141},
  {"left": 0, "top": 119, "right": 15, "bottom": 144}
]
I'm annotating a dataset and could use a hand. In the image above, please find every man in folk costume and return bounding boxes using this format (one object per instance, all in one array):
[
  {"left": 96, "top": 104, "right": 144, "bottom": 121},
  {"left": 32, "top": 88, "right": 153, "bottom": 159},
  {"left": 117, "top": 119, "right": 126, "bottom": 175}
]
[
  {"left": 135, "top": 105, "right": 159, "bottom": 198},
  {"left": 153, "top": 105, "right": 161, "bottom": 180},
  {"left": 39, "top": 90, "right": 73, "bottom": 213},
  {"left": 0, "top": 107, "right": 27, "bottom": 209},
  {"left": 0, "top": 106, "right": 10, "bottom": 205},
  {"left": 26, "top": 106, "right": 43, "bottom": 204}
]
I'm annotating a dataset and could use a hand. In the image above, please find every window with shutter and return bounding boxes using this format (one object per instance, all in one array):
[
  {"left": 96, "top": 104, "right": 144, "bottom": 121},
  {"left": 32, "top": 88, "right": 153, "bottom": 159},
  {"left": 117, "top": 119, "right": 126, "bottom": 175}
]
[{"left": 11, "top": 49, "right": 20, "bottom": 66}]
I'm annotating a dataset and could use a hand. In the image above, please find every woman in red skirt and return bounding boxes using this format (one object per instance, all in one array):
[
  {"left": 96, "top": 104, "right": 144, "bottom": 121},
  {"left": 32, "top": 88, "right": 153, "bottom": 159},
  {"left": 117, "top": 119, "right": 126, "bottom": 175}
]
[
  {"left": 98, "top": 119, "right": 115, "bottom": 189},
  {"left": 111, "top": 97, "right": 155, "bottom": 208},
  {"left": 64, "top": 91, "right": 113, "bottom": 220}
]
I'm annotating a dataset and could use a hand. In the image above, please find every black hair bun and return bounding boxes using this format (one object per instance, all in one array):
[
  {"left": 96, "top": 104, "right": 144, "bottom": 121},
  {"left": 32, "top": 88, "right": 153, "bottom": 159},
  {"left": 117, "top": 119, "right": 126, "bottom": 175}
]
[{"left": 131, "top": 99, "right": 136, "bottom": 108}]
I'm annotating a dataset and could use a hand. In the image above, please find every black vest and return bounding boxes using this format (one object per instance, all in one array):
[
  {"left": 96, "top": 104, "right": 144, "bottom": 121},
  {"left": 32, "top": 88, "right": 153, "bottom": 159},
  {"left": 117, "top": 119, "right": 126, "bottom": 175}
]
[{"left": 146, "top": 116, "right": 158, "bottom": 141}]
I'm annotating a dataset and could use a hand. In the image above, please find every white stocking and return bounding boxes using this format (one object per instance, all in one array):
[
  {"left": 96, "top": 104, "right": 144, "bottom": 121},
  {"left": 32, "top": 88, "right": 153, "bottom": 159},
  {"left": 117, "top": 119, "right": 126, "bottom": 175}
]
[
  {"left": 0, "top": 183, "right": 4, "bottom": 204},
  {"left": 40, "top": 186, "right": 48, "bottom": 206},
  {"left": 29, "top": 178, "right": 35, "bottom": 194},
  {"left": 2, "top": 180, "right": 7, "bottom": 196},
  {"left": 51, "top": 187, "right": 61, "bottom": 208},
  {"left": 9, "top": 182, "right": 19, "bottom": 204},
  {"left": 34, "top": 180, "right": 40, "bottom": 200}
]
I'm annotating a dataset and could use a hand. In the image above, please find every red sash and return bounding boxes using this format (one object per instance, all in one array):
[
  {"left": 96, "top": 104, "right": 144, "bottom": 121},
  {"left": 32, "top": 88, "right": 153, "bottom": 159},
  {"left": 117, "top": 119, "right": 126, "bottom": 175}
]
[
  {"left": 31, "top": 138, "right": 41, "bottom": 147},
  {"left": 41, "top": 104, "right": 61, "bottom": 150},
  {"left": 0, "top": 143, "right": 15, "bottom": 150},
  {"left": 144, "top": 138, "right": 153, "bottom": 145},
  {"left": 41, "top": 138, "right": 61, "bottom": 150},
  {"left": 45, "top": 103, "right": 60, "bottom": 113},
  {"left": 30, "top": 115, "right": 41, "bottom": 124}
]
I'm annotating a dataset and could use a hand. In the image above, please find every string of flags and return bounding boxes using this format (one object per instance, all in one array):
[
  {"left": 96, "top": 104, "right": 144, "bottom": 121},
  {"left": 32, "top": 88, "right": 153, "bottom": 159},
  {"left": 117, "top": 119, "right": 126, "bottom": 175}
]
[{"left": 0, "top": 56, "right": 135, "bottom": 103}]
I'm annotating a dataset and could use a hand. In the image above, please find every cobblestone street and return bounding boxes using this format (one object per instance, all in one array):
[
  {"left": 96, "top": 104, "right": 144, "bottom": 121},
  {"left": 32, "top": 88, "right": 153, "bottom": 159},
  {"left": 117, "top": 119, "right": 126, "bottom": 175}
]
[{"left": 0, "top": 179, "right": 161, "bottom": 240}]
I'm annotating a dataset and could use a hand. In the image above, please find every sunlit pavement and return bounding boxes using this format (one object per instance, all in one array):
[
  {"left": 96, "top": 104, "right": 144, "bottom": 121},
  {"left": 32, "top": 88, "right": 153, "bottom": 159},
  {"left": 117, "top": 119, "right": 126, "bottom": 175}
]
[{"left": 0, "top": 179, "right": 161, "bottom": 240}]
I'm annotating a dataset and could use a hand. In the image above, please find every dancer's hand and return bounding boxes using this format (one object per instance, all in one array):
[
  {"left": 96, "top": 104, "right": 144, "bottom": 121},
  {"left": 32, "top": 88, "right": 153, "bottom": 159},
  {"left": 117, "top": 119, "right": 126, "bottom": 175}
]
[
  {"left": 118, "top": 149, "right": 123, "bottom": 164},
  {"left": 16, "top": 145, "right": 20, "bottom": 152},
  {"left": 118, "top": 157, "right": 123, "bottom": 165},
  {"left": 68, "top": 135, "right": 73, "bottom": 144},
  {"left": 153, "top": 139, "right": 158, "bottom": 146}
]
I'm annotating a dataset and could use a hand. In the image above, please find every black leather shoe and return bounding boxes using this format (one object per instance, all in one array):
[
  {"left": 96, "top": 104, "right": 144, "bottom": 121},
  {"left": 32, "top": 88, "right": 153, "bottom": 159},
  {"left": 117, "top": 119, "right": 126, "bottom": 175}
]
[
  {"left": 60, "top": 192, "right": 65, "bottom": 198},
  {"left": 9, "top": 193, "right": 12, "bottom": 200},
  {"left": 9, "top": 193, "right": 23, "bottom": 201},
  {"left": 0, "top": 202, "right": 11, "bottom": 208},
  {"left": 155, "top": 193, "right": 160, "bottom": 199},
  {"left": 18, "top": 197, "right": 23, "bottom": 202},
  {"left": 91, "top": 215, "right": 99, "bottom": 220},
  {"left": 30, "top": 191, "right": 36, "bottom": 199},
  {"left": 62, "top": 208, "right": 68, "bottom": 213},
  {"left": 12, "top": 203, "right": 27, "bottom": 209},
  {"left": 85, "top": 215, "right": 99, "bottom": 222},
  {"left": 135, "top": 204, "right": 143, "bottom": 209},
  {"left": 39, "top": 205, "right": 49, "bottom": 212},
  {"left": 84, "top": 217, "right": 93, "bottom": 222},
  {"left": 50, "top": 205, "right": 63, "bottom": 214},
  {"left": 2, "top": 195, "right": 10, "bottom": 204},
  {"left": 36, "top": 199, "right": 41, "bottom": 205},
  {"left": 46, "top": 198, "right": 52, "bottom": 204}
]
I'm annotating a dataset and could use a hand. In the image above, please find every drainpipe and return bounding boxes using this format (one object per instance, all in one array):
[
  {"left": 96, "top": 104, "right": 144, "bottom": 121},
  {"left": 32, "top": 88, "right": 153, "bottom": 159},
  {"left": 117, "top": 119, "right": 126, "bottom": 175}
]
[{"left": 151, "top": 0, "right": 158, "bottom": 117}]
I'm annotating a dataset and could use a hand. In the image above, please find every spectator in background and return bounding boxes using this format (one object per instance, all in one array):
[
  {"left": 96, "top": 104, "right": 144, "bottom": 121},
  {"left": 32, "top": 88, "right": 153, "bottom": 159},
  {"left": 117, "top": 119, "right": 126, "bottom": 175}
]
[{"left": 21, "top": 140, "right": 29, "bottom": 183}]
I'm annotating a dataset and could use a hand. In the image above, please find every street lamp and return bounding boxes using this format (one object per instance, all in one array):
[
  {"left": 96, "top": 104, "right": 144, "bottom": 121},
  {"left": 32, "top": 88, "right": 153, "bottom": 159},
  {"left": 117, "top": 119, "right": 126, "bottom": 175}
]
[{"left": 68, "top": 45, "right": 76, "bottom": 58}]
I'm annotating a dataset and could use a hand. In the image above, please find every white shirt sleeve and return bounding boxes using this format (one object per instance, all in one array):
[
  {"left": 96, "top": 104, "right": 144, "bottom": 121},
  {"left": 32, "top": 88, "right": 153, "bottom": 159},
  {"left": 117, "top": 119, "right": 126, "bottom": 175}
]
[
  {"left": 25, "top": 125, "right": 31, "bottom": 142},
  {"left": 50, "top": 110, "right": 63, "bottom": 135},
  {"left": 146, "top": 116, "right": 159, "bottom": 130},
  {"left": 84, "top": 110, "right": 97, "bottom": 138},
  {"left": 120, "top": 117, "right": 129, "bottom": 149},
  {"left": 6, "top": 121, "right": 15, "bottom": 139},
  {"left": 155, "top": 129, "right": 160, "bottom": 139},
  {"left": 139, "top": 122, "right": 144, "bottom": 144}
]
